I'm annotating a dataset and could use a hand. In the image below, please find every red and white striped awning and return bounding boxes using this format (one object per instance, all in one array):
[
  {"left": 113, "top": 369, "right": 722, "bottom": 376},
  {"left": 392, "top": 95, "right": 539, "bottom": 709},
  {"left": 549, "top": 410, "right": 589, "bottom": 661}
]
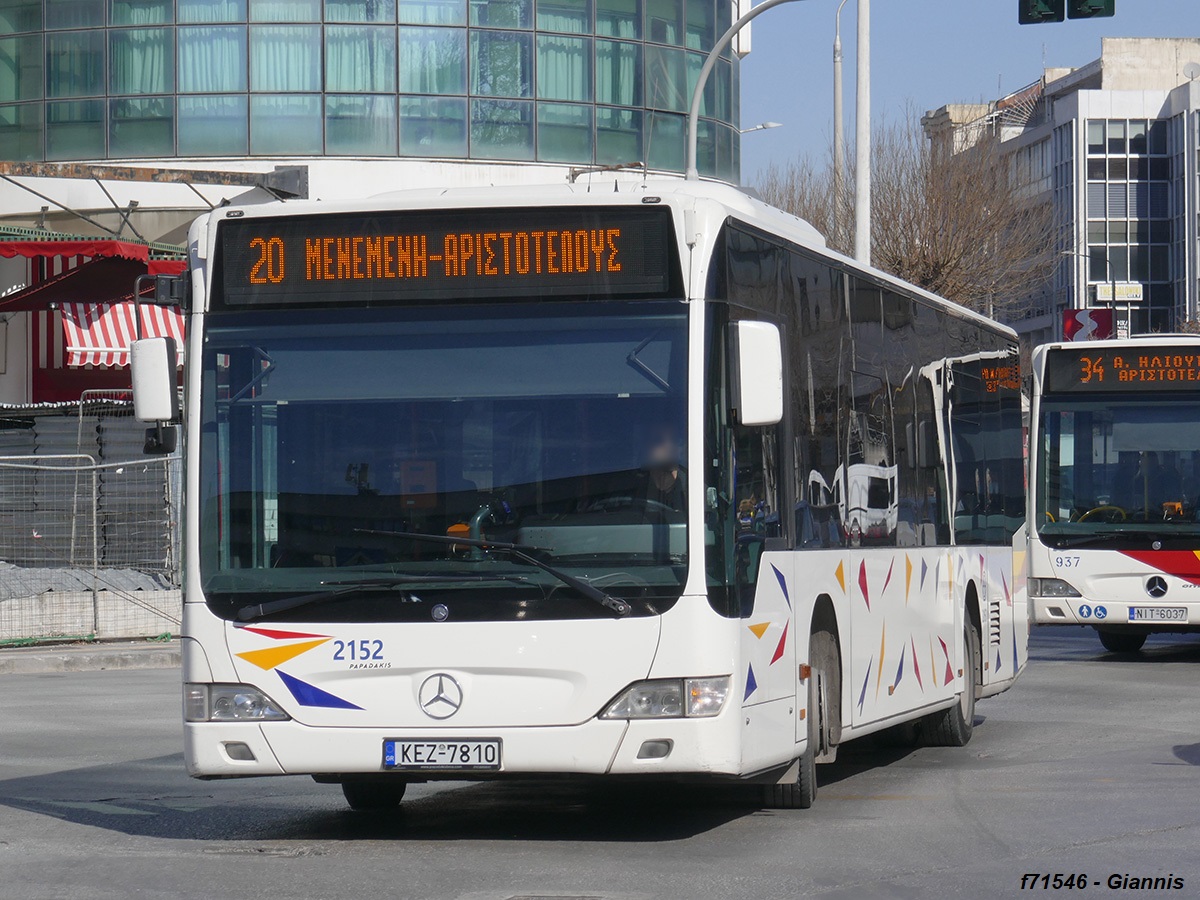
[{"left": 60, "top": 302, "right": 186, "bottom": 368}]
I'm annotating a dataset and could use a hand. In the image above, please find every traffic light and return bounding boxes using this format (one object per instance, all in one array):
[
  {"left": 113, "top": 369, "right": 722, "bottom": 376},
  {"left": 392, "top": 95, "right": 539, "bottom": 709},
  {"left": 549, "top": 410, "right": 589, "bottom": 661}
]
[
  {"left": 1068, "top": 0, "right": 1114, "bottom": 18},
  {"left": 1019, "top": 0, "right": 1064, "bottom": 24}
]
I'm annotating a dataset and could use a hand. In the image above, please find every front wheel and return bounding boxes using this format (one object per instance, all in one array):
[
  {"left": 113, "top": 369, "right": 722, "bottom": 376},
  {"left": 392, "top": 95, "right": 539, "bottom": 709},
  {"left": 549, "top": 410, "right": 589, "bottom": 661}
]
[
  {"left": 761, "top": 662, "right": 819, "bottom": 810},
  {"left": 921, "top": 621, "right": 980, "bottom": 747},
  {"left": 341, "top": 778, "right": 406, "bottom": 811},
  {"left": 1097, "top": 629, "right": 1147, "bottom": 654}
]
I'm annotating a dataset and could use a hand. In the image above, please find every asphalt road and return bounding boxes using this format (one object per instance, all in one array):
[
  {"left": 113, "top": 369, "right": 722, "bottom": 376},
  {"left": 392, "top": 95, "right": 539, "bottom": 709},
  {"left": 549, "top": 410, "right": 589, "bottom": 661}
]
[{"left": 2, "top": 627, "right": 1198, "bottom": 900}]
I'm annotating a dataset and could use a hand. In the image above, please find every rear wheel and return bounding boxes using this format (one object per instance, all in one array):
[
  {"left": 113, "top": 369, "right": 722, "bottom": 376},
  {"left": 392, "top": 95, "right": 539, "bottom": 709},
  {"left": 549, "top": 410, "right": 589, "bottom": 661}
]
[
  {"left": 1097, "top": 629, "right": 1147, "bottom": 654},
  {"left": 921, "top": 621, "right": 980, "bottom": 747},
  {"left": 341, "top": 779, "right": 406, "bottom": 811}
]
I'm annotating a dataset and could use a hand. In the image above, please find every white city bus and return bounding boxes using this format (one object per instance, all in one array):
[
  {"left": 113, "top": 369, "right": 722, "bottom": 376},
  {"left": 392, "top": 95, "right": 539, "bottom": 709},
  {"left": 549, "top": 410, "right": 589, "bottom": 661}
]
[
  {"left": 1029, "top": 336, "right": 1200, "bottom": 653},
  {"left": 131, "top": 181, "right": 1027, "bottom": 811}
]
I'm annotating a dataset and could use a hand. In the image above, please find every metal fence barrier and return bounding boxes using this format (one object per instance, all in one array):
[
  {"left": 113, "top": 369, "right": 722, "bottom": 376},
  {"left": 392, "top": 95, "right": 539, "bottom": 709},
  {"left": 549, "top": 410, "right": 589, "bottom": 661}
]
[{"left": 0, "top": 452, "right": 182, "bottom": 644}]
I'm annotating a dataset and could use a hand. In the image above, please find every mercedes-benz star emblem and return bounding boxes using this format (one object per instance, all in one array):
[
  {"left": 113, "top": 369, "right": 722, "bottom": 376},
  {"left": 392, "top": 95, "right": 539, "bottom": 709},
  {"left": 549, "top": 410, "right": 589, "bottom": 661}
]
[
  {"left": 418, "top": 673, "right": 463, "bottom": 720},
  {"left": 431, "top": 603, "right": 449, "bottom": 622},
  {"left": 1146, "top": 576, "right": 1169, "bottom": 598}
]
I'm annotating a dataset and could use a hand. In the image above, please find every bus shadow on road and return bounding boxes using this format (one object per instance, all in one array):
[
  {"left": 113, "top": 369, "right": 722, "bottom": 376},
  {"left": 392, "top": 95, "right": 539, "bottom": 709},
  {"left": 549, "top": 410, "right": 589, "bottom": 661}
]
[
  {"left": 0, "top": 742, "right": 928, "bottom": 844},
  {"left": 1030, "top": 628, "right": 1200, "bottom": 663}
]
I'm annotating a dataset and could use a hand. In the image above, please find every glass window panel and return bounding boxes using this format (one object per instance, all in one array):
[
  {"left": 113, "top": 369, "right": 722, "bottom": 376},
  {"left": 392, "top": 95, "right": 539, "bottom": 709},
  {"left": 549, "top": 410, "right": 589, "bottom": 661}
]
[
  {"left": 178, "top": 0, "right": 245, "bottom": 22},
  {"left": 646, "top": 110, "right": 683, "bottom": 171},
  {"left": 326, "top": 94, "right": 397, "bottom": 155},
  {"left": 325, "top": 0, "right": 395, "bottom": 21},
  {"left": 537, "top": 0, "right": 589, "bottom": 33},
  {"left": 1149, "top": 220, "right": 1170, "bottom": 243},
  {"left": 1107, "top": 157, "right": 1126, "bottom": 179},
  {"left": 399, "top": 95, "right": 466, "bottom": 156},
  {"left": 179, "top": 26, "right": 247, "bottom": 92},
  {"left": 1106, "top": 119, "right": 1125, "bottom": 154},
  {"left": 1128, "top": 221, "right": 1146, "bottom": 243},
  {"left": 109, "top": 95, "right": 172, "bottom": 156},
  {"left": 536, "top": 101, "right": 591, "bottom": 162},
  {"left": 1149, "top": 182, "right": 1168, "bottom": 219},
  {"left": 730, "top": 51, "right": 738, "bottom": 123},
  {"left": 0, "top": 34, "right": 42, "bottom": 102},
  {"left": 0, "top": 0, "right": 42, "bottom": 32},
  {"left": 1128, "top": 244, "right": 1148, "bottom": 283},
  {"left": 398, "top": 25, "right": 465, "bottom": 94},
  {"left": 45, "top": 0, "right": 104, "bottom": 28},
  {"left": 1087, "top": 247, "right": 1106, "bottom": 282},
  {"left": 711, "top": 55, "right": 730, "bottom": 122},
  {"left": 683, "top": 50, "right": 715, "bottom": 117},
  {"left": 251, "top": 25, "right": 320, "bottom": 91},
  {"left": 645, "top": 0, "right": 682, "bottom": 45},
  {"left": 399, "top": 0, "right": 465, "bottom": 24},
  {"left": 250, "top": 93, "right": 322, "bottom": 154},
  {"left": 1129, "top": 180, "right": 1148, "bottom": 219},
  {"left": 1085, "top": 158, "right": 1105, "bottom": 180},
  {"left": 644, "top": 44, "right": 684, "bottom": 111},
  {"left": 470, "top": 29, "right": 532, "bottom": 98},
  {"left": 469, "top": 0, "right": 531, "bottom": 28},
  {"left": 537, "top": 34, "right": 590, "bottom": 102},
  {"left": 470, "top": 97, "right": 533, "bottom": 159},
  {"left": 178, "top": 94, "right": 248, "bottom": 155},
  {"left": 596, "top": 0, "right": 638, "bottom": 38},
  {"left": 109, "top": 28, "right": 172, "bottom": 95},
  {"left": 1107, "top": 220, "right": 1126, "bottom": 243},
  {"left": 684, "top": 0, "right": 713, "bottom": 51},
  {"left": 1107, "top": 246, "right": 1128, "bottom": 281},
  {"left": 326, "top": 25, "right": 396, "bottom": 92},
  {"left": 1086, "top": 120, "right": 1104, "bottom": 154},
  {"left": 110, "top": 0, "right": 173, "bottom": 24},
  {"left": 595, "top": 104, "right": 639, "bottom": 164},
  {"left": 45, "top": 31, "right": 105, "bottom": 98},
  {"left": 1086, "top": 221, "right": 1105, "bottom": 243},
  {"left": 717, "top": 121, "right": 734, "bottom": 182},
  {"left": 1149, "top": 157, "right": 1168, "bottom": 179},
  {"left": 1148, "top": 120, "right": 1166, "bottom": 154},
  {"left": 45, "top": 98, "right": 104, "bottom": 159},
  {"left": 1127, "top": 119, "right": 1147, "bottom": 154},
  {"left": 696, "top": 116, "right": 715, "bottom": 177},
  {"left": 1150, "top": 245, "right": 1169, "bottom": 282},
  {"left": 717, "top": 0, "right": 730, "bottom": 57},
  {"left": 1086, "top": 182, "right": 1105, "bottom": 218},
  {"left": 249, "top": 0, "right": 320, "bottom": 21},
  {"left": 595, "top": 39, "right": 640, "bottom": 106},
  {"left": 0, "top": 102, "right": 43, "bottom": 160},
  {"left": 1128, "top": 156, "right": 1145, "bottom": 179},
  {"left": 1106, "top": 182, "right": 1127, "bottom": 218}
]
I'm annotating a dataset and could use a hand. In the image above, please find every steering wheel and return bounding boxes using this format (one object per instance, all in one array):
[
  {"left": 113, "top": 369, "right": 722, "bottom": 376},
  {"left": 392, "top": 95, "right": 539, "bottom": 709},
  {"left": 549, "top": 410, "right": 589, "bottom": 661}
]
[
  {"left": 586, "top": 496, "right": 678, "bottom": 515},
  {"left": 1077, "top": 505, "right": 1128, "bottom": 523}
]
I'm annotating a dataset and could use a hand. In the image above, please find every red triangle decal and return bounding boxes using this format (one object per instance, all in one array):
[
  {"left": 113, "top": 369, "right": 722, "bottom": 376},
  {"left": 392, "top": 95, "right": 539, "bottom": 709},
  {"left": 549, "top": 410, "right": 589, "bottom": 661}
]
[
  {"left": 240, "top": 626, "right": 331, "bottom": 640},
  {"left": 770, "top": 620, "right": 789, "bottom": 665}
]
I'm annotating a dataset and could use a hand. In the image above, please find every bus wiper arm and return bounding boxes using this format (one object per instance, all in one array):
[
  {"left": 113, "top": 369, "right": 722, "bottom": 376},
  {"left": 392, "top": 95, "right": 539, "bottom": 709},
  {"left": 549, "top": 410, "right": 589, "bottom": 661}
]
[
  {"left": 355, "top": 529, "right": 632, "bottom": 617},
  {"left": 236, "top": 574, "right": 530, "bottom": 622},
  {"left": 1052, "top": 529, "right": 1166, "bottom": 548}
]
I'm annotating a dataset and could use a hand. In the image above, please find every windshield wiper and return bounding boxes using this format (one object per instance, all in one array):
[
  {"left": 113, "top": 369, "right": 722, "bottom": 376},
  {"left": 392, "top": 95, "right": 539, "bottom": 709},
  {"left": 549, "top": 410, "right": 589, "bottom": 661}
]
[
  {"left": 1048, "top": 529, "right": 1177, "bottom": 549},
  {"left": 355, "top": 529, "right": 632, "bottom": 617},
  {"left": 236, "top": 574, "right": 530, "bottom": 622}
]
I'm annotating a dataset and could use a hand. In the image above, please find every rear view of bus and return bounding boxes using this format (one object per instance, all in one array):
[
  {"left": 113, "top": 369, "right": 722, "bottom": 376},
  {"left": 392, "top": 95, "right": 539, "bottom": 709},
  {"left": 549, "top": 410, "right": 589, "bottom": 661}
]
[{"left": 1029, "top": 337, "right": 1200, "bottom": 652}]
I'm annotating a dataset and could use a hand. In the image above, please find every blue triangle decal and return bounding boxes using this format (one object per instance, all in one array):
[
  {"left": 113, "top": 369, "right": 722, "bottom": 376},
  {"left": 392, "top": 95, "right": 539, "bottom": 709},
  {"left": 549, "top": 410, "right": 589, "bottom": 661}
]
[
  {"left": 920, "top": 558, "right": 928, "bottom": 590},
  {"left": 771, "top": 564, "right": 791, "bottom": 608},
  {"left": 277, "top": 669, "right": 362, "bottom": 710},
  {"left": 744, "top": 663, "right": 758, "bottom": 701}
]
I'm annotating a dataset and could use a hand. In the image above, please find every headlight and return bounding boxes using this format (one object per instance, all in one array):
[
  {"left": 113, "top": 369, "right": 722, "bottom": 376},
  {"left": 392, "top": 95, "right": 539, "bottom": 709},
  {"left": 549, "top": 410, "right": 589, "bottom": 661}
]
[
  {"left": 1029, "top": 577, "right": 1082, "bottom": 598},
  {"left": 184, "top": 684, "right": 290, "bottom": 722},
  {"left": 600, "top": 676, "right": 731, "bottom": 720}
]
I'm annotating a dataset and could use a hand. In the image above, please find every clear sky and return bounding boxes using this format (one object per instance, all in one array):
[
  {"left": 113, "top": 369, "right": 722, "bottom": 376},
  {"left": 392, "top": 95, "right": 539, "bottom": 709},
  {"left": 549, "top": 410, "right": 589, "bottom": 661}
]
[{"left": 738, "top": 0, "right": 1200, "bottom": 184}]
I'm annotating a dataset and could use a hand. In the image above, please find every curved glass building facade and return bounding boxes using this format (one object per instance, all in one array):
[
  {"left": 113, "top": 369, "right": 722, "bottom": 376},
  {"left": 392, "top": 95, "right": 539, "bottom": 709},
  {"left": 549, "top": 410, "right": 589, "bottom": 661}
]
[{"left": 0, "top": 0, "right": 741, "bottom": 180}]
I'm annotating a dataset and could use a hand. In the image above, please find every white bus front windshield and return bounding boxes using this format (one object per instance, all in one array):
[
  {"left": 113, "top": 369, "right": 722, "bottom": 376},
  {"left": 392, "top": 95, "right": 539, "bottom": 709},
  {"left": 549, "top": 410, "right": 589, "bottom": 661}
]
[
  {"left": 1036, "top": 396, "right": 1200, "bottom": 544},
  {"left": 199, "top": 301, "right": 689, "bottom": 622}
]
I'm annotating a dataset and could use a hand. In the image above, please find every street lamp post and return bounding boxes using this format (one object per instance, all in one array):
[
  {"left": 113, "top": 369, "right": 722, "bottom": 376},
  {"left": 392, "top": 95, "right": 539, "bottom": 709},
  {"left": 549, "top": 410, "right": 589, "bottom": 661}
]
[
  {"left": 685, "top": 0, "right": 807, "bottom": 183},
  {"left": 853, "top": 0, "right": 870, "bottom": 264},
  {"left": 833, "top": 0, "right": 849, "bottom": 240},
  {"left": 740, "top": 121, "right": 783, "bottom": 134}
]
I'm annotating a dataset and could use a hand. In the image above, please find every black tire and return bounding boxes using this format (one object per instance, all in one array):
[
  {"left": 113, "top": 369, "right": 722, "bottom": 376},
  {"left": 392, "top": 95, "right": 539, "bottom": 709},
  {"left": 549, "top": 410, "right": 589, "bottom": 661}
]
[
  {"left": 921, "top": 621, "right": 980, "bottom": 748},
  {"left": 1098, "top": 629, "right": 1147, "bottom": 654},
  {"left": 761, "top": 660, "right": 819, "bottom": 810},
  {"left": 341, "top": 779, "right": 406, "bottom": 811},
  {"left": 810, "top": 627, "right": 842, "bottom": 760}
]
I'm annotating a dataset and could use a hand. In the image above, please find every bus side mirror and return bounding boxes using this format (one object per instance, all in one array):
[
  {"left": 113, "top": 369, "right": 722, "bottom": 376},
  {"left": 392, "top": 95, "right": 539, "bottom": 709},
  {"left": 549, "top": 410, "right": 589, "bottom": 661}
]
[
  {"left": 729, "top": 320, "right": 783, "bottom": 427},
  {"left": 131, "top": 336, "right": 179, "bottom": 423}
]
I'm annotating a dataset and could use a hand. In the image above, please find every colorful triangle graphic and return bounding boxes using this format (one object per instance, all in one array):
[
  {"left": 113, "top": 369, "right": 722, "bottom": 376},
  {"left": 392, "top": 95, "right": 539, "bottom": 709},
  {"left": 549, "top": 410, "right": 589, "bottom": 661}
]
[
  {"left": 744, "top": 663, "right": 758, "bottom": 701},
  {"left": 277, "top": 669, "right": 362, "bottom": 710},
  {"left": 236, "top": 638, "right": 330, "bottom": 671},
  {"left": 771, "top": 564, "right": 791, "bottom": 608},
  {"left": 748, "top": 622, "right": 771, "bottom": 640},
  {"left": 239, "top": 626, "right": 330, "bottom": 641},
  {"left": 835, "top": 560, "right": 846, "bottom": 593},
  {"left": 770, "top": 620, "right": 789, "bottom": 665}
]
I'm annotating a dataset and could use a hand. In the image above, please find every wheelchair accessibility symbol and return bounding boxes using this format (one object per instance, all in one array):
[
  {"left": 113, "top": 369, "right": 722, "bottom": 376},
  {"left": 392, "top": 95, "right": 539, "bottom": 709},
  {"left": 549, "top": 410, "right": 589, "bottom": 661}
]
[
  {"left": 1079, "top": 604, "right": 1092, "bottom": 618},
  {"left": 1094, "top": 605, "right": 1107, "bottom": 619}
]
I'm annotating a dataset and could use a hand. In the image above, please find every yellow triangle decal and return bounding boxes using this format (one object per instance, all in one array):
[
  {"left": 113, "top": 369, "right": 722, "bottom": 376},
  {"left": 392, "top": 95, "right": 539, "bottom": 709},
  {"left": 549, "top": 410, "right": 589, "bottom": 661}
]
[
  {"left": 236, "top": 638, "right": 330, "bottom": 671},
  {"left": 748, "top": 622, "right": 770, "bottom": 640},
  {"left": 905, "top": 554, "right": 913, "bottom": 604},
  {"left": 835, "top": 560, "right": 846, "bottom": 593}
]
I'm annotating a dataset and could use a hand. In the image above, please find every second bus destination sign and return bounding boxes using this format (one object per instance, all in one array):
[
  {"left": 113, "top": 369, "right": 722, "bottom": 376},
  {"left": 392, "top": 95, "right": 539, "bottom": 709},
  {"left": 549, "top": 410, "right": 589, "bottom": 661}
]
[
  {"left": 1046, "top": 345, "right": 1200, "bottom": 393},
  {"left": 218, "top": 206, "right": 673, "bottom": 305}
]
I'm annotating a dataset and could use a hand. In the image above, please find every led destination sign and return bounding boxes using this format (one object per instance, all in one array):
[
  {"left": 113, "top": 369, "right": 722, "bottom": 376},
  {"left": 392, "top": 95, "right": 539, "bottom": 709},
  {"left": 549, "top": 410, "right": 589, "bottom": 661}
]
[
  {"left": 1045, "top": 346, "right": 1200, "bottom": 393},
  {"left": 217, "top": 207, "right": 674, "bottom": 306}
]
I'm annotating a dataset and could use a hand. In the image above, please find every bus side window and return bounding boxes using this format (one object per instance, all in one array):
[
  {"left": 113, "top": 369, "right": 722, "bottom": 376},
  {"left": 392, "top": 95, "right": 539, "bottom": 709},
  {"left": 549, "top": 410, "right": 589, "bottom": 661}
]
[{"left": 732, "top": 424, "right": 782, "bottom": 614}]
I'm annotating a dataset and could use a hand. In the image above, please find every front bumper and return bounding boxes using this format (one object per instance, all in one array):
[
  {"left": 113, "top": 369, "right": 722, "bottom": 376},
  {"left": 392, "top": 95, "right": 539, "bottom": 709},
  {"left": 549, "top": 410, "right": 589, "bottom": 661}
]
[
  {"left": 185, "top": 713, "right": 762, "bottom": 780},
  {"left": 1032, "top": 595, "right": 1200, "bottom": 630}
]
